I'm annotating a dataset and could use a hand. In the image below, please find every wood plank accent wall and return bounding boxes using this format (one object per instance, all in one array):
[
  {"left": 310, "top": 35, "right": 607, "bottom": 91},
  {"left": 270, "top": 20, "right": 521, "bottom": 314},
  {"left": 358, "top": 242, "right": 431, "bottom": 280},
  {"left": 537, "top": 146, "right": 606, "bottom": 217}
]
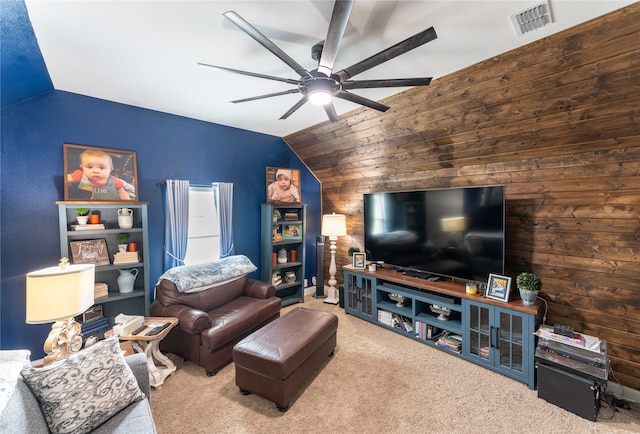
[{"left": 285, "top": 5, "right": 640, "bottom": 390}]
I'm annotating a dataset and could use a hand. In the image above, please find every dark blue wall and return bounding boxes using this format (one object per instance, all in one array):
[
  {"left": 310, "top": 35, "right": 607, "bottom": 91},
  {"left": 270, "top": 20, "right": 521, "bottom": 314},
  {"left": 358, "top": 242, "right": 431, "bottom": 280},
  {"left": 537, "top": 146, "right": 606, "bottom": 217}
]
[
  {"left": 0, "top": 90, "right": 321, "bottom": 358},
  {"left": 0, "top": 0, "right": 54, "bottom": 109}
]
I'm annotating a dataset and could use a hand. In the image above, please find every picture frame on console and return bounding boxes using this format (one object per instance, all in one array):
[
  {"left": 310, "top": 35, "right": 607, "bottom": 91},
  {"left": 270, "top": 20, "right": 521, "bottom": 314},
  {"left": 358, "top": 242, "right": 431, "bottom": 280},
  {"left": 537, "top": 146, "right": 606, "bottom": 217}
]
[
  {"left": 64, "top": 143, "right": 138, "bottom": 202},
  {"left": 485, "top": 273, "right": 511, "bottom": 302},
  {"left": 352, "top": 252, "right": 366, "bottom": 269}
]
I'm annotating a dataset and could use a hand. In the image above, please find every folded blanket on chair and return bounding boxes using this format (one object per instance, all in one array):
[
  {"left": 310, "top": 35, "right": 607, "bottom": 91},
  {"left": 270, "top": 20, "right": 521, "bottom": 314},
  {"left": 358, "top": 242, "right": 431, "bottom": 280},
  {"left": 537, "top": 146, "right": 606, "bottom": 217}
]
[{"left": 157, "top": 255, "right": 257, "bottom": 293}]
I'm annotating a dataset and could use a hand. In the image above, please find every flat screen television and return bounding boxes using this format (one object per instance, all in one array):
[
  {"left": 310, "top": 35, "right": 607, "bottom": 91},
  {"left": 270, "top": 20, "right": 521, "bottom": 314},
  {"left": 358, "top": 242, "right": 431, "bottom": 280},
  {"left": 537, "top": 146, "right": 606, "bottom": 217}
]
[{"left": 363, "top": 186, "right": 505, "bottom": 283}]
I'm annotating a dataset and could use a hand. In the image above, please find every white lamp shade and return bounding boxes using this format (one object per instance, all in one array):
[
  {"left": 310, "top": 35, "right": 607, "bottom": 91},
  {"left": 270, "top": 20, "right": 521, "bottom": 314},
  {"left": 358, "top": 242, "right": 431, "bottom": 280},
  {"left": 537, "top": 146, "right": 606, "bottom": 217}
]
[
  {"left": 321, "top": 213, "right": 347, "bottom": 237},
  {"left": 26, "top": 263, "right": 95, "bottom": 323}
]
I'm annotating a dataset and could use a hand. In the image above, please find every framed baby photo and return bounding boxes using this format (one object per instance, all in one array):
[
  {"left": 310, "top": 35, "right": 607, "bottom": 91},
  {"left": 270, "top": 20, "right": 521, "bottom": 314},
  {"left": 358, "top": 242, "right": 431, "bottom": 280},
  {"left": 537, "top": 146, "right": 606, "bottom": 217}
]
[
  {"left": 485, "top": 273, "right": 512, "bottom": 302},
  {"left": 64, "top": 143, "right": 138, "bottom": 202},
  {"left": 266, "top": 167, "right": 301, "bottom": 204}
]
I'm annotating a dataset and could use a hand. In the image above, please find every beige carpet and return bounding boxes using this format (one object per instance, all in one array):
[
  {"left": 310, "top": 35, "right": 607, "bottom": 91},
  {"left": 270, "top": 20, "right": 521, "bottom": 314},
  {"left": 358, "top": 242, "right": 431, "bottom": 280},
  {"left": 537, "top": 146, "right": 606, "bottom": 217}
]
[{"left": 150, "top": 296, "right": 640, "bottom": 433}]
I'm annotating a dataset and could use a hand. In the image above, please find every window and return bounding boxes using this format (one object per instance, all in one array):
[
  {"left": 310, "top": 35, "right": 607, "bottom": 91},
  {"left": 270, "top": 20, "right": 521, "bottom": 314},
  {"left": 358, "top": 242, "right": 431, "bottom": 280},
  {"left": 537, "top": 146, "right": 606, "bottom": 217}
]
[{"left": 183, "top": 186, "right": 220, "bottom": 265}]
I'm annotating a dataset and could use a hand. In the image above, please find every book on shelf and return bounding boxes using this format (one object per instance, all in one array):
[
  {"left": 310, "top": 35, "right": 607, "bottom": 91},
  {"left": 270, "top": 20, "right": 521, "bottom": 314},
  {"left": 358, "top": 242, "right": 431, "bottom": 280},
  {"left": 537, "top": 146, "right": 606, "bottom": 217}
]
[
  {"left": 113, "top": 251, "right": 139, "bottom": 264},
  {"left": 435, "top": 335, "right": 461, "bottom": 353},
  {"left": 81, "top": 323, "right": 111, "bottom": 338},
  {"left": 378, "top": 309, "right": 393, "bottom": 326},
  {"left": 272, "top": 270, "right": 282, "bottom": 286},
  {"left": 81, "top": 316, "right": 109, "bottom": 334},
  {"left": 480, "top": 346, "right": 490, "bottom": 358},
  {"left": 70, "top": 224, "right": 105, "bottom": 231},
  {"left": 415, "top": 321, "right": 436, "bottom": 339},
  {"left": 391, "top": 313, "right": 413, "bottom": 332},
  {"left": 78, "top": 308, "right": 110, "bottom": 337},
  {"left": 284, "top": 212, "right": 298, "bottom": 221}
]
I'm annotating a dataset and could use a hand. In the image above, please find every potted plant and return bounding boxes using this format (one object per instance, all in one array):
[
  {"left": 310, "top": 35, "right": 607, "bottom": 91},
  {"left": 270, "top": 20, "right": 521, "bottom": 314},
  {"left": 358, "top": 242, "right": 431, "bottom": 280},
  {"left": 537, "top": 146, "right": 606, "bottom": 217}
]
[
  {"left": 75, "top": 208, "right": 90, "bottom": 225},
  {"left": 347, "top": 247, "right": 360, "bottom": 257},
  {"left": 116, "top": 233, "right": 129, "bottom": 253},
  {"left": 516, "top": 272, "right": 542, "bottom": 306},
  {"left": 272, "top": 209, "right": 281, "bottom": 222}
]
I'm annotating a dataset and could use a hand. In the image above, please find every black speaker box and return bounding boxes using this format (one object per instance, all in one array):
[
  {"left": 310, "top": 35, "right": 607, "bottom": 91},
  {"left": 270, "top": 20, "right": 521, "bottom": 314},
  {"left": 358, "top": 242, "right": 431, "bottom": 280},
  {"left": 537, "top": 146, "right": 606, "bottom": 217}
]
[
  {"left": 537, "top": 362, "right": 601, "bottom": 421},
  {"left": 314, "top": 236, "right": 325, "bottom": 298}
]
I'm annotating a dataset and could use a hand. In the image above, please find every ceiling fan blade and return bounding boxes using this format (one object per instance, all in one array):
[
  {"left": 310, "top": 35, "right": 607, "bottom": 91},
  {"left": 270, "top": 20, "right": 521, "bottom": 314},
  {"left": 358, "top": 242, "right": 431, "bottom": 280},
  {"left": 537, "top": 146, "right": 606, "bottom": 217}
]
[
  {"left": 198, "top": 63, "right": 301, "bottom": 86},
  {"left": 335, "top": 26, "right": 437, "bottom": 81},
  {"left": 317, "top": 0, "right": 355, "bottom": 77},
  {"left": 231, "top": 89, "right": 301, "bottom": 104},
  {"left": 324, "top": 102, "right": 339, "bottom": 122},
  {"left": 223, "top": 11, "right": 312, "bottom": 79},
  {"left": 335, "top": 90, "right": 390, "bottom": 112},
  {"left": 342, "top": 77, "right": 432, "bottom": 89},
  {"left": 280, "top": 96, "right": 309, "bottom": 120}
]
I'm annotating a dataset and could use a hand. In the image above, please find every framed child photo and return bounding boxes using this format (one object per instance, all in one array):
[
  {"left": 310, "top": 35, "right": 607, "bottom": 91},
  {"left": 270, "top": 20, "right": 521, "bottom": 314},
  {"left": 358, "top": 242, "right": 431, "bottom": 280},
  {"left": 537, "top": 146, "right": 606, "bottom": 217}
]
[
  {"left": 352, "top": 252, "right": 366, "bottom": 269},
  {"left": 64, "top": 143, "right": 138, "bottom": 202},
  {"left": 266, "top": 167, "right": 301, "bottom": 204},
  {"left": 485, "top": 273, "right": 512, "bottom": 302}
]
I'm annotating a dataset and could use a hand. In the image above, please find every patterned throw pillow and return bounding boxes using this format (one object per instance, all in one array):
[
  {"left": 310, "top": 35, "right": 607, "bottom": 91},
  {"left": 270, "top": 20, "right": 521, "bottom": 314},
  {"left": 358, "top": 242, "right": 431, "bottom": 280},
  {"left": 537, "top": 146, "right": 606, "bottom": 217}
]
[{"left": 20, "top": 336, "right": 144, "bottom": 434}]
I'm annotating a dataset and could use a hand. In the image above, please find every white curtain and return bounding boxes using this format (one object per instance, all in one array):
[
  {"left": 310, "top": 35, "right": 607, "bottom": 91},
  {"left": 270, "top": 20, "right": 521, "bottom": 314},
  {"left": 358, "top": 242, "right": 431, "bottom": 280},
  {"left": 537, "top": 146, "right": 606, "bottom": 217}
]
[
  {"left": 216, "top": 182, "right": 234, "bottom": 258},
  {"left": 163, "top": 180, "right": 190, "bottom": 271}
]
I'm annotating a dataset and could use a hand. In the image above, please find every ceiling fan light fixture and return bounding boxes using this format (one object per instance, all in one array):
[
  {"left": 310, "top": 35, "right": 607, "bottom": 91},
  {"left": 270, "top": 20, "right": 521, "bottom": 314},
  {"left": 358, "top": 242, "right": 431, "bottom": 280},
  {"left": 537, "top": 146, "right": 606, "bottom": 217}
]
[
  {"left": 303, "top": 76, "right": 340, "bottom": 105},
  {"left": 308, "top": 90, "right": 333, "bottom": 106}
]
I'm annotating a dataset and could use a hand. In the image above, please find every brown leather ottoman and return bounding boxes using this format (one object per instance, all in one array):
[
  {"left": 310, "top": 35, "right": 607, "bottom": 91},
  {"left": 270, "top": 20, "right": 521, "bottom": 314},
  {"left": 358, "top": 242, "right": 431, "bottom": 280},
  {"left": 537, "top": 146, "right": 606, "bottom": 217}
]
[{"left": 233, "top": 307, "right": 338, "bottom": 411}]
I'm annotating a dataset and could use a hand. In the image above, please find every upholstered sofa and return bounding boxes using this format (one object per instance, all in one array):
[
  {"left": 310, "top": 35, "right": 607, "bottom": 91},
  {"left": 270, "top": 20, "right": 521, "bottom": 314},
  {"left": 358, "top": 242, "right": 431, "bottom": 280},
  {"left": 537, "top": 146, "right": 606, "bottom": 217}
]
[
  {"left": 150, "top": 256, "right": 282, "bottom": 376},
  {"left": 0, "top": 342, "right": 156, "bottom": 433}
]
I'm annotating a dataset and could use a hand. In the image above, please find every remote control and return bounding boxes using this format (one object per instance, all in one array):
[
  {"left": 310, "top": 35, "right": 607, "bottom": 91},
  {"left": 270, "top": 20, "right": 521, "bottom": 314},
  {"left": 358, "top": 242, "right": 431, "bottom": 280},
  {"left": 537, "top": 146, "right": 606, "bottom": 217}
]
[
  {"left": 131, "top": 324, "right": 147, "bottom": 335},
  {"left": 146, "top": 322, "right": 172, "bottom": 336}
]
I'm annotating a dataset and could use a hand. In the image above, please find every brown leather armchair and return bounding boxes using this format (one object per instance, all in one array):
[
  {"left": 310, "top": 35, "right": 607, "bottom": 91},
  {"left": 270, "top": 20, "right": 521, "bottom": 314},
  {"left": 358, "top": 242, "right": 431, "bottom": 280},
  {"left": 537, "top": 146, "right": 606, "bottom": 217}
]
[{"left": 150, "top": 275, "right": 281, "bottom": 376}]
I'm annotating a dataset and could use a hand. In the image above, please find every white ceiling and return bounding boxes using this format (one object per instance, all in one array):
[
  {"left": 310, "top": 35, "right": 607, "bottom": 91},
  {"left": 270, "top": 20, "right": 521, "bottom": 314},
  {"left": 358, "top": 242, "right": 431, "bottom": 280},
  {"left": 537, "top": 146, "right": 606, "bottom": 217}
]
[{"left": 25, "top": 1, "right": 632, "bottom": 137}]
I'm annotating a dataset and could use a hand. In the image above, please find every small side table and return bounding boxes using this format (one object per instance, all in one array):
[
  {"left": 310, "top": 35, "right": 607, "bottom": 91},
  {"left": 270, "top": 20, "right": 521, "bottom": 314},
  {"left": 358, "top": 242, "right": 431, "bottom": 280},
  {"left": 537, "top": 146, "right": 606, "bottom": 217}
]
[{"left": 119, "top": 317, "right": 179, "bottom": 388}]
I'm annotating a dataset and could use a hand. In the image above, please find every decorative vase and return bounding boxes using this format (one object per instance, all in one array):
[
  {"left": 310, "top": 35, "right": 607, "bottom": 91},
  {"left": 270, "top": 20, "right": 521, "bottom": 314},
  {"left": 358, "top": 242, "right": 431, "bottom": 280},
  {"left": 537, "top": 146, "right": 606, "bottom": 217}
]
[
  {"left": 277, "top": 248, "right": 287, "bottom": 264},
  {"left": 117, "top": 269, "right": 138, "bottom": 293},
  {"left": 519, "top": 288, "right": 539, "bottom": 306},
  {"left": 118, "top": 208, "right": 134, "bottom": 229}
]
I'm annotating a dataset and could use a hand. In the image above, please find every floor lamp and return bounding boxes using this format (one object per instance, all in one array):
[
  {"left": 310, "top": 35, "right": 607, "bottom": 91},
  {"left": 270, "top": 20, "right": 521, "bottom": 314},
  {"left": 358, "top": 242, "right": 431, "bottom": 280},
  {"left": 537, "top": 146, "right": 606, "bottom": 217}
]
[
  {"left": 26, "top": 258, "right": 95, "bottom": 365},
  {"left": 321, "top": 213, "right": 347, "bottom": 305}
]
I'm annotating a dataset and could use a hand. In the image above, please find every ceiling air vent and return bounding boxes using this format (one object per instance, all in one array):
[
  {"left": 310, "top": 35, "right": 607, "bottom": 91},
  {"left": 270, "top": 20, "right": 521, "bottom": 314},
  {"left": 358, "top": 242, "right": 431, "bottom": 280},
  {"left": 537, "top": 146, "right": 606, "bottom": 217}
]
[{"left": 510, "top": 1, "right": 553, "bottom": 36}]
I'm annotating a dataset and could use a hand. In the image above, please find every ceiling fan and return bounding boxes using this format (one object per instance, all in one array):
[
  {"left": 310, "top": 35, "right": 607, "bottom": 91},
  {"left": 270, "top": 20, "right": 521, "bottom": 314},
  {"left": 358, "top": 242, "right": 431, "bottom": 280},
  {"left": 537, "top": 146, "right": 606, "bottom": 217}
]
[{"left": 198, "top": 0, "right": 437, "bottom": 122}]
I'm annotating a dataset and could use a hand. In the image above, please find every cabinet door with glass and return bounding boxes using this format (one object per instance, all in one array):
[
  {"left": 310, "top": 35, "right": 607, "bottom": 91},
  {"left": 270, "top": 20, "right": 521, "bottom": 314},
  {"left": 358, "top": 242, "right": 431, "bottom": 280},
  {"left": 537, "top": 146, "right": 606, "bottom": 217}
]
[
  {"left": 464, "top": 300, "right": 535, "bottom": 388},
  {"left": 344, "top": 271, "right": 374, "bottom": 321}
]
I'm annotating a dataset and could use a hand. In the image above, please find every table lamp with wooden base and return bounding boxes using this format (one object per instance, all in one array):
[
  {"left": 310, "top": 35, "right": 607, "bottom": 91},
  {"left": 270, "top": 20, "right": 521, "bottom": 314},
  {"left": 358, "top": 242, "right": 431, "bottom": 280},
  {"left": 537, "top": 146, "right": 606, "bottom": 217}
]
[{"left": 26, "top": 258, "right": 95, "bottom": 365}]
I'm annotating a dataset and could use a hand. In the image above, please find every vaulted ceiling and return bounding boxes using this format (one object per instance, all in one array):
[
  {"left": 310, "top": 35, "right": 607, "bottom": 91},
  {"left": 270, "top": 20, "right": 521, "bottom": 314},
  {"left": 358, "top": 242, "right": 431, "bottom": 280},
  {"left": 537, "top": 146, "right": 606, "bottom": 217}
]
[{"left": 21, "top": 0, "right": 633, "bottom": 137}]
